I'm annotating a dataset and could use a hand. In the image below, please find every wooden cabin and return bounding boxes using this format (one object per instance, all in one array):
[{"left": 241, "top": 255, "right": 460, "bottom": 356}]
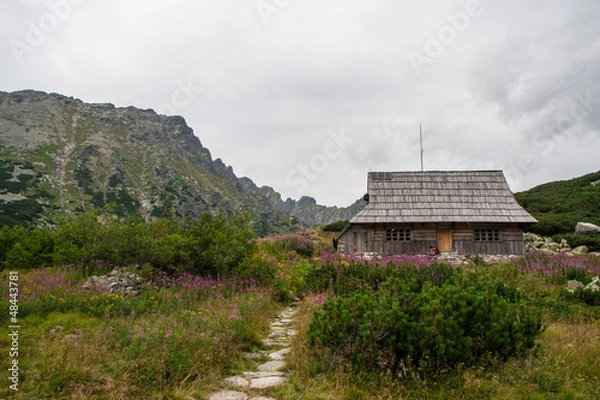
[{"left": 334, "top": 171, "right": 537, "bottom": 256}]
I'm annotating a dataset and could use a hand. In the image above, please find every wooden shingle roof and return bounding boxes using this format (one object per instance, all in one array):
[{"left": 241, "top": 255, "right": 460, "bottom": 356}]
[{"left": 350, "top": 170, "right": 537, "bottom": 224}]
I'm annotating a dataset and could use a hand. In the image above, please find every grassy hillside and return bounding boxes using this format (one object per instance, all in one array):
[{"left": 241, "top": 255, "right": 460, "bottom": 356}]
[{"left": 515, "top": 170, "right": 600, "bottom": 236}]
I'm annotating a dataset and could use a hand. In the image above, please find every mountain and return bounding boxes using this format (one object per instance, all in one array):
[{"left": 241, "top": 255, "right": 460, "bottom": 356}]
[
  {"left": 514, "top": 170, "right": 600, "bottom": 236},
  {"left": 238, "top": 177, "right": 366, "bottom": 227},
  {"left": 0, "top": 90, "right": 363, "bottom": 233}
]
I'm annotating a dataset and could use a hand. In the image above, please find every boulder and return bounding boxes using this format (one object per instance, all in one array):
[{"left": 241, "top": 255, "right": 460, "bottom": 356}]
[
  {"left": 566, "top": 277, "right": 599, "bottom": 293},
  {"left": 566, "top": 280, "right": 583, "bottom": 293},
  {"left": 559, "top": 245, "right": 572, "bottom": 253},
  {"left": 575, "top": 222, "right": 600, "bottom": 235},
  {"left": 524, "top": 232, "right": 544, "bottom": 242},
  {"left": 83, "top": 268, "right": 144, "bottom": 294},
  {"left": 568, "top": 280, "right": 585, "bottom": 289},
  {"left": 585, "top": 277, "right": 600, "bottom": 292},
  {"left": 572, "top": 245, "right": 589, "bottom": 255},
  {"left": 548, "top": 242, "right": 560, "bottom": 252}
]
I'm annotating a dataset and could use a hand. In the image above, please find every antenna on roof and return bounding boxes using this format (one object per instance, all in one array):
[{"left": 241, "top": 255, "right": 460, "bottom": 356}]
[{"left": 420, "top": 123, "right": 424, "bottom": 172}]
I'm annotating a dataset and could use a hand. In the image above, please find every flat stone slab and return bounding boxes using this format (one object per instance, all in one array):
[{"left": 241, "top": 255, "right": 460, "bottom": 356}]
[
  {"left": 206, "top": 304, "right": 298, "bottom": 400},
  {"left": 208, "top": 390, "right": 248, "bottom": 400},
  {"left": 249, "top": 376, "right": 288, "bottom": 389},
  {"left": 258, "top": 360, "right": 287, "bottom": 371},
  {"left": 268, "top": 347, "right": 291, "bottom": 360},
  {"left": 243, "top": 352, "right": 262, "bottom": 359},
  {"left": 261, "top": 338, "right": 290, "bottom": 347},
  {"left": 244, "top": 371, "right": 287, "bottom": 379},
  {"left": 224, "top": 375, "right": 250, "bottom": 389},
  {"left": 281, "top": 312, "right": 297, "bottom": 319},
  {"left": 268, "top": 332, "right": 287, "bottom": 340}
]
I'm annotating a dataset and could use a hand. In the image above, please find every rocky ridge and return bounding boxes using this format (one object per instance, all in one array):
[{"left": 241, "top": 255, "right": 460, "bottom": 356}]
[
  {"left": 238, "top": 177, "right": 366, "bottom": 227},
  {"left": 0, "top": 90, "right": 362, "bottom": 232}
]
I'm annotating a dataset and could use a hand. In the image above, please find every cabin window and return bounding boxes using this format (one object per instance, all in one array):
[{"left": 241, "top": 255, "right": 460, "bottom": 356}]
[
  {"left": 474, "top": 229, "right": 500, "bottom": 241},
  {"left": 386, "top": 229, "right": 411, "bottom": 242}
]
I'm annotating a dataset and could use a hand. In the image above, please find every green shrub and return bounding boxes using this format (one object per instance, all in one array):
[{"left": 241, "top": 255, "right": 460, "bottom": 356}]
[
  {"left": 0, "top": 225, "right": 55, "bottom": 269},
  {"left": 560, "top": 288, "right": 600, "bottom": 306},
  {"left": 1, "top": 212, "right": 256, "bottom": 275},
  {"left": 263, "top": 233, "right": 317, "bottom": 258},
  {"left": 515, "top": 170, "right": 600, "bottom": 236},
  {"left": 234, "top": 253, "right": 278, "bottom": 286},
  {"left": 323, "top": 220, "right": 349, "bottom": 232},
  {"left": 185, "top": 213, "right": 257, "bottom": 275},
  {"left": 552, "top": 233, "right": 600, "bottom": 252},
  {"left": 308, "top": 269, "right": 543, "bottom": 376},
  {"left": 302, "top": 256, "right": 455, "bottom": 297}
]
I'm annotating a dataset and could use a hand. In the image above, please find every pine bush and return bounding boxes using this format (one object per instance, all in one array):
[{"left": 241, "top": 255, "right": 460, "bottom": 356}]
[{"left": 308, "top": 269, "right": 542, "bottom": 376}]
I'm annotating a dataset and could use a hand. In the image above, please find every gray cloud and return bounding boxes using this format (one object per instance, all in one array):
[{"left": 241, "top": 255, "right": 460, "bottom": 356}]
[{"left": 0, "top": 0, "right": 598, "bottom": 206}]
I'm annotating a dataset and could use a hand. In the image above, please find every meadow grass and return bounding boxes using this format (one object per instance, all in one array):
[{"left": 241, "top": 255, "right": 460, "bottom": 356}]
[
  {"left": 278, "top": 256, "right": 600, "bottom": 400},
  {"left": 0, "top": 267, "right": 280, "bottom": 399},
  {"left": 1, "top": 234, "right": 599, "bottom": 399}
]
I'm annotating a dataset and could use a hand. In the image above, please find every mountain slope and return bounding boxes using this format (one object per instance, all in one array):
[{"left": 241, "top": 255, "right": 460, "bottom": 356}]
[
  {"left": 0, "top": 90, "right": 363, "bottom": 232},
  {"left": 514, "top": 170, "right": 600, "bottom": 235},
  {"left": 0, "top": 90, "right": 305, "bottom": 233},
  {"left": 238, "top": 177, "right": 366, "bottom": 227}
]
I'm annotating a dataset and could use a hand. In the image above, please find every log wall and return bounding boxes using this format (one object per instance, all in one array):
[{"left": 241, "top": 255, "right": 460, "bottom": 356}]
[{"left": 336, "top": 223, "right": 525, "bottom": 255}]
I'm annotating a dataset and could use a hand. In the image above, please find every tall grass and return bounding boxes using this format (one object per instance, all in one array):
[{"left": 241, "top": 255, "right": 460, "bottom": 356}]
[
  {"left": 512, "top": 252, "right": 600, "bottom": 284},
  {"left": 0, "top": 266, "right": 279, "bottom": 399},
  {"left": 2, "top": 232, "right": 599, "bottom": 399}
]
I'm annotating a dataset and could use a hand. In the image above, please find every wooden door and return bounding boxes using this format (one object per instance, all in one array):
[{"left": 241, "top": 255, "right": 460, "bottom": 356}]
[{"left": 438, "top": 227, "right": 452, "bottom": 252}]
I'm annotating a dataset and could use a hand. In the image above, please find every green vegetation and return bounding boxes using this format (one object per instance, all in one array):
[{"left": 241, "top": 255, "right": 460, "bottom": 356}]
[
  {"left": 551, "top": 232, "right": 600, "bottom": 252},
  {"left": 322, "top": 219, "right": 349, "bottom": 232},
  {"left": 1, "top": 223, "right": 599, "bottom": 398},
  {"left": 515, "top": 170, "right": 600, "bottom": 236},
  {"left": 1, "top": 271, "right": 278, "bottom": 399},
  {"left": 74, "top": 165, "right": 94, "bottom": 194},
  {"left": 309, "top": 268, "right": 542, "bottom": 376},
  {"left": 0, "top": 211, "right": 256, "bottom": 276},
  {"left": 282, "top": 249, "right": 600, "bottom": 399},
  {"left": 0, "top": 199, "right": 45, "bottom": 227}
]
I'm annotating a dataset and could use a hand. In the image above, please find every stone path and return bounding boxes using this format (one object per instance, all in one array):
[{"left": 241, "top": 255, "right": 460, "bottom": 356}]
[{"left": 208, "top": 302, "right": 298, "bottom": 400}]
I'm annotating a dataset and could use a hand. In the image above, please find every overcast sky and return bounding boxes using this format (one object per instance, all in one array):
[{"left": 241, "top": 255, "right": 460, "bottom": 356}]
[{"left": 1, "top": 0, "right": 599, "bottom": 206}]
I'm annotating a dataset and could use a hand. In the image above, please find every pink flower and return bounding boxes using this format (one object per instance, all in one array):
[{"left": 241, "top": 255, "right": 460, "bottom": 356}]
[{"left": 228, "top": 305, "right": 242, "bottom": 321}]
